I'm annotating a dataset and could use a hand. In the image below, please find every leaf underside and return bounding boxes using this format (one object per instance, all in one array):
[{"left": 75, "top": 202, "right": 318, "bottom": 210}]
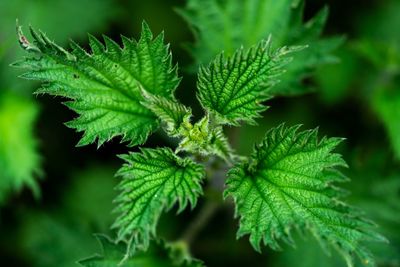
[
  {"left": 225, "top": 124, "right": 385, "bottom": 267},
  {"left": 14, "top": 22, "right": 180, "bottom": 147},
  {"left": 113, "top": 148, "right": 205, "bottom": 250}
]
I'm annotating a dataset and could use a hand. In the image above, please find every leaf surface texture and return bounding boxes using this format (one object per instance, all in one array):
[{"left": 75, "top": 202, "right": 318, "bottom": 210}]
[
  {"left": 225, "top": 125, "right": 385, "bottom": 266},
  {"left": 113, "top": 148, "right": 204, "bottom": 249},
  {"left": 15, "top": 22, "right": 180, "bottom": 146}
]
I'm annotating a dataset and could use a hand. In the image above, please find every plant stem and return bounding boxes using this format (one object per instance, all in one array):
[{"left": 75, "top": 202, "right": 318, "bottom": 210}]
[
  {"left": 180, "top": 123, "right": 241, "bottom": 246},
  {"left": 228, "top": 126, "right": 241, "bottom": 149},
  {"left": 181, "top": 200, "right": 219, "bottom": 246}
]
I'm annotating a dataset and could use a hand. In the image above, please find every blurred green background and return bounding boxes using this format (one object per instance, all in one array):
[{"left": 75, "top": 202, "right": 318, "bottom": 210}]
[{"left": 0, "top": 0, "right": 399, "bottom": 266}]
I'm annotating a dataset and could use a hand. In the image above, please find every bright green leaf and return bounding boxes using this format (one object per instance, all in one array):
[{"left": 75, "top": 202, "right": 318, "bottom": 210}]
[
  {"left": 113, "top": 148, "right": 205, "bottom": 251},
  {"left": 14, "top": 22, "right": 180, "bottom": 147},
  {"left": 0, "top": 92, "right": 41, "bottom": 203},
  {"left": 197, "top": 39, "right": 301, "bottom": 125},
  {"left": 225, "top": 124, "right": 385, "bottom": 267}
]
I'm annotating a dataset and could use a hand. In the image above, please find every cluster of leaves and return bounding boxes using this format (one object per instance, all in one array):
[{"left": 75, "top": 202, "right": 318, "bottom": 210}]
[
  {"left": 13, "top": 1, "right": 386, "bottom": 262},
  {"left": 0, "top": 0, "right": 399, "bottom": 266}
]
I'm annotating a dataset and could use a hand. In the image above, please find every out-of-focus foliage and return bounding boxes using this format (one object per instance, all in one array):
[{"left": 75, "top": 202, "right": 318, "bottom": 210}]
[
  {"left": 314, "top": 0, "right": 400, "bottom": 161},
  {"left": 178, "top": 0, "right": 342, "bottom": 95},
  {"left": 0, "top": 0, "right": 119, "bottom": 88},
  {"left": 354, "top": 41, "right": 400, "bottom": 72},
  {"left": 355, "top": 0, "right": 400, "bottom": 160},
  {"left": 347, "top": 150, "right": 400, "bottom": 266},
  {"left": 271, "top": 232, "right": 347, "bottom": 267},
  {"left": 355, "top": 0, "right": 400, "bottom": 46},
  {"left": 62, "top": 166, "right": 118, "bottom": 230},
  {"left": 0, "top": 92, "right": 41, "bottom": 203},
  {"left": 19, "top": 212, "right": 98, "bottom": 267},
  {"left": 79, "top": 235, "right": 204, "bottom": 267},
  {"left": 372, "top": 85, "right": 400, "bottom": 160},
  {"left": 18, "top": 166, "right": 117, "bottom": 267},
  {"left": 315, "top": 47, "right": 360, "bottom": 104},
  {"left": 0, "top": 0, "right": 116, "bottom": 43}
]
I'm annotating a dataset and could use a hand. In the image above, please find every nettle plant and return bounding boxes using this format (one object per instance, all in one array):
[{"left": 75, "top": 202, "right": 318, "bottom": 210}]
[{"left": 14, "top": 13, "right": 385, "bottom": 267}]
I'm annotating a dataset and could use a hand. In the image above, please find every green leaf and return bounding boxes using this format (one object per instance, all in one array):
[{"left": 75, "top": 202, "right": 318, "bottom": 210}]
[
  {"left": 113, "top": 148, "right": 205, "bottom": 250},
  {"left": 140, "top": 88, "right": 192, "bottom": 137},
  {"left": 0, "top": 92, "right": 41, "bottom": 203},
  {"left": 178, "top": 0, "right": 342, "bottom": 95},
  {"left": 224, "top": 124, "right": 385, "bottom": 266},
  {"left": 197, "top": 39, "right": 301, "bottom": 126},
  {"left": 14, "top": 21, "right": 180, "bottom": 147},
  {"left": 78, "top": 235, "right": 204, "bottom": 267}
]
